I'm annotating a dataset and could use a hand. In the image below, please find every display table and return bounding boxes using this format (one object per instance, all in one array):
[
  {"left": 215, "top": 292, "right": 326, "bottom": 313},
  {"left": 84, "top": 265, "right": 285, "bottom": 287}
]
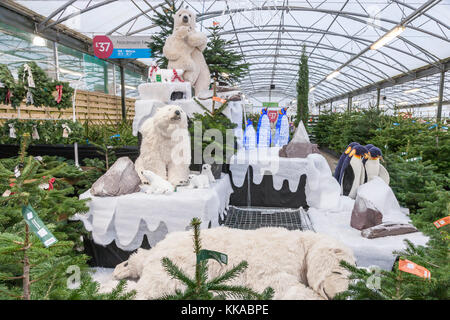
[
  {"left": 229, "top": 148, "right": 340, "bottom": 209},
  {"left": 75, "top": 174, "right": 233, "bottom": 266}
]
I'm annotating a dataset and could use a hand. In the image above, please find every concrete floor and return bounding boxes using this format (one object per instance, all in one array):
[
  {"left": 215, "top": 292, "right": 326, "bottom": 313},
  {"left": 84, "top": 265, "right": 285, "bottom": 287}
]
[{"left": 319, "top": 150, "right": 339, "bottom": 172}]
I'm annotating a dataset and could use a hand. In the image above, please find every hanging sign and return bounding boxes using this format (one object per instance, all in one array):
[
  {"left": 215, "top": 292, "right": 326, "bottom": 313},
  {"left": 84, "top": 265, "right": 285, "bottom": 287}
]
[
  {"left": 262, "top": 102, "right": 278, "bottom": 108},
  {"left": 267, "top": 110, "right": 279, "bottom": 123},
  {"left": 243, "top": 119, "right": 256, "bottom": 150},
  {"left": 22, "top": 205, "right": 58, "bottom": 248},
  {"left": 197, "top": 249, "right": 228, "bottom": 265},
  {"left": 398, "top": 259, "right": 431, "bottom": 279},
  {"left": 257, "top": 108, "right": 272, "bottom": 148},
  {"left": 212, "top": 96, "right": 226, "bottom": 104},
  {"left": 93, "top": 36, "right": 152, "bottom": 59},
  {"left": 274, "top": 108, "right": 289, "bottom": 147}
]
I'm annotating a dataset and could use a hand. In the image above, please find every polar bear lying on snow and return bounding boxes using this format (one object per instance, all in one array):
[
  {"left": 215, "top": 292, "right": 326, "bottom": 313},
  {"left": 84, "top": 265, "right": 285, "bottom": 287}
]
[
  {"left": 113, "top": 227, "right": 355, "bottom": 300},
  {"left": 135, "top": 105, "right": 191, "bottom": 187}
]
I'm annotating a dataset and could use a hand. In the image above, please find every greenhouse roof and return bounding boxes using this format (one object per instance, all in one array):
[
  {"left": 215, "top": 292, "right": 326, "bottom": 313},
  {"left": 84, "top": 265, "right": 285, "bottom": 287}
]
[{"left": 5, "top": 0, "right": 450, "bottom": 108}]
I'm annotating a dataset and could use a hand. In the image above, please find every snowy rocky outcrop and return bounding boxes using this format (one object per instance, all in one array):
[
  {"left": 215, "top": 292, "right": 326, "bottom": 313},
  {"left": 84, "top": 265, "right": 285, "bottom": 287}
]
[{"left": 91, "top": 157, "right": 141, "bottom": 197}]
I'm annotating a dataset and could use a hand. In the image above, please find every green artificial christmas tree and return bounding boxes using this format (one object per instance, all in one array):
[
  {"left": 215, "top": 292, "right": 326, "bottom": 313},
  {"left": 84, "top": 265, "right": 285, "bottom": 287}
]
[
  {"left": 0, "top": 64, "right": 25, "bottom": 108},
  {"left": 148, "top": 0, "right": 182, "bottom": 68},
  {"left": 158, "top": 218, "right": 274, "bottom": 300},
  {"left": 203, "top": 24, "right": 249, "bottom": 86},
  {"left": 295, "top": 46, "right": 309, "bottom": 128},
  {"left": 0, "top": 134, "right": 133, "bottom": 300}
]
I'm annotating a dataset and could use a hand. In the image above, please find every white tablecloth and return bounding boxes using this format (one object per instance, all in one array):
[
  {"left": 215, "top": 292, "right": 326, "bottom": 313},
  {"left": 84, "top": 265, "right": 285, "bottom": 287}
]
[{"left": 75, "top": 174, "right": 234, "bottom": 251}]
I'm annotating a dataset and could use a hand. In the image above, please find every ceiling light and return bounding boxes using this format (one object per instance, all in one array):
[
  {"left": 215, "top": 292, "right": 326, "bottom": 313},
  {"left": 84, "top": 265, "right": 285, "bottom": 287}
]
[
  {"left": 429, "top": 97, "right": 439, "bottom": 102},
  {"left": 370, "top": 26, "right": 405, "bottom": 50},
  {"left": 404, "top": 88, "right": 420, "bottom": 94},
  {"left": 398, "top": 101, "right": 408, "bottom": 106},
  {"left": 221, "top": 72, "right": 230, "bottom": 78},
  {"left": 32, "top": 35, "right": 46, "bottom": 47},
  {"left": 124, "top": 85, "right": 137, "bottom": 90},
  {"left": 309, "top": 87, "right": 316, "bottom": 92},
  {"left": 326, "top": 70, "right": 340, "bottom": 81}
]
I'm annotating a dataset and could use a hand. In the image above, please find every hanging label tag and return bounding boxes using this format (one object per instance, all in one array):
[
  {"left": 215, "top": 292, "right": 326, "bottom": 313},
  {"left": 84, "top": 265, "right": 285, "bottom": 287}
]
[
  {"left": 212, "top": 96, "right": 226, "bottom": 104},
  {"left": 398, "top": 259, "right": 431, "bottom": 279},
  {"left": 32, "top": 125, "right": 40, "bottom": 140},
  {"left": 2, "top": 190, "right": 11, "bottom": 197},
  {"left": 9, "top": 124, "right": 16, "bottom": 138},
  {"left": 14, "top": 165, "right": 21, "bottom": 178},
  {"left": 197, "top": 249, "right": 228, "bottom": 265},
  {"left": 433, "top": 216, "right": 449, "bottom": 229},
  {"left": 22, "top": 205, "right": 58, "bottom": 248}
]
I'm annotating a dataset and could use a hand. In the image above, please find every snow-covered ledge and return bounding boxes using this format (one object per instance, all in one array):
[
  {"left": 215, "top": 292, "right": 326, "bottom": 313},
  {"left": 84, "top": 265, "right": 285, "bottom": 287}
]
[{"left": 74, "top": 174, "right": 233, "bottom": 251}]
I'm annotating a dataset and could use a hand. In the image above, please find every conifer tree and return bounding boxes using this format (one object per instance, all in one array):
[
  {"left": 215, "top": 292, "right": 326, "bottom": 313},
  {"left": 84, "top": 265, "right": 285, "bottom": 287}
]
[
  {"left": 203, "top": 24, "right": 250, "bottom": 86},
  {"left": 158, "top": 218, "right": 274, "bottom": 300},
  {"left": 295, "top": 46, "right": 309, "bottom": 128},
  {"left": 0, "top": 134, "right": 134, "bottom": 300}
]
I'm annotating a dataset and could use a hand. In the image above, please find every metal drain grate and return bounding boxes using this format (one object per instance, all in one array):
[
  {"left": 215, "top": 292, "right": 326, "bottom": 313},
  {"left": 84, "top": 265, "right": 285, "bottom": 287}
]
[{"left": 223, "top": 206, "right": 314, "bottom": 231}]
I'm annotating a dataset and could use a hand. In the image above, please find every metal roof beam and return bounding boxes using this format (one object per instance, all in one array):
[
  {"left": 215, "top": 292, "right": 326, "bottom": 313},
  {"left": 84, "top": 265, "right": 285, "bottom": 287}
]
[{"left": 316, "top": 58, "right": 450, "bottom": 106}]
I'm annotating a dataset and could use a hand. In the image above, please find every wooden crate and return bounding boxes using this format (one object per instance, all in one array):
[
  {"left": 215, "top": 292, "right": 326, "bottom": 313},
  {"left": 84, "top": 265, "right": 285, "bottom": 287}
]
[{"left": 0, "top": 90, "right": 136, "bottom": 124}]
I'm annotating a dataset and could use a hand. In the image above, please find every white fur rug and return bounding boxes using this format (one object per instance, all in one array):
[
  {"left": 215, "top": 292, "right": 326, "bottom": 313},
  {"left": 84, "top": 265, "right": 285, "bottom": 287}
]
[{"left": 95, "top": 227, "right": 355, "bottom": 300}]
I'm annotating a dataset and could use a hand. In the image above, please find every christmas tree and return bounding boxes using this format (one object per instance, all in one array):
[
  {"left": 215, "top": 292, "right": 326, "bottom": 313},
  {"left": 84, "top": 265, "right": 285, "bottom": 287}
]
[
  {"left": 148, "top": 0, "right": 182, "bottom": 68},
  {"left": 295, "top": 46, "right": 309, "bottom": 128},
  {"left": 203, "top": 24, "right": 249, "bottom": 86},
  {"left": 0, "top": 134, "right": 133, "bottom": 300},
  {"left": 158, "top": 218, "right": 274, "bottom": 300}
]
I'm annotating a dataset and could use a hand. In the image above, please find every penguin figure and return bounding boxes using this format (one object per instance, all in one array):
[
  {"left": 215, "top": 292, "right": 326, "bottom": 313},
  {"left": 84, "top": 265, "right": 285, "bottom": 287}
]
[
  {"left": 334, "top": 142, "right": 359, "bottom": 182},
  {"left": 365, "top": 147, "right": 390, "bottom": 185},
  {"left": 341, "top": 145, "right": 368, "bottom": 199}
]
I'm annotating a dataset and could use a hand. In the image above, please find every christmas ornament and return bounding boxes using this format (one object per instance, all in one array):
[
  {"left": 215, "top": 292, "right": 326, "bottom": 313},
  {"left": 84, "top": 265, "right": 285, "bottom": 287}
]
[
  {"left": 32, "top": 124, "right": 40, "bottom": 140},
  {"left": 8, "top": 123, "right": 16, "bottom": 138},
  {"left": 62, "top": 123, "right": 71, "bottom": 138}
]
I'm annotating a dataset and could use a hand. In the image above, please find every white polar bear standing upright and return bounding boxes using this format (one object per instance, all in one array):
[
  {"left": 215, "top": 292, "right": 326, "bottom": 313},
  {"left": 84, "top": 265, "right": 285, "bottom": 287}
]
[
  {"left": 135, "top": 105, "right": 191, "bottom": 187},
  {"left": 163, "top": 8, "right": 211, "bottom": 96}
]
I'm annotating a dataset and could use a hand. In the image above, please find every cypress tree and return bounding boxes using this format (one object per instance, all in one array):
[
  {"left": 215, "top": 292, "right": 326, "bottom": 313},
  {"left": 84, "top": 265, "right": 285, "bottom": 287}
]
[
  {"left": 203, "top": 24, "right": 250, "bottom": 86},
  {"left": 295, "top": 46, "right": 309, "bottom": 128}
]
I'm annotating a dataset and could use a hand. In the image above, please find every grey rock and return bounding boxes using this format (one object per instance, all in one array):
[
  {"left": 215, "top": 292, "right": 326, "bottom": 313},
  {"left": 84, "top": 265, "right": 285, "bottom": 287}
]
[
  {"left": 91, "top": 157, "right": 141, "bottom": 197},
  {"left": 361, "top": 223, "right": 418, "bottom": 239},
  {"left": 279, "top": 142, "right": 320, "bottom": 158},
  {"left": 350, "top": 195, "right": 383, "bottom": 230}
]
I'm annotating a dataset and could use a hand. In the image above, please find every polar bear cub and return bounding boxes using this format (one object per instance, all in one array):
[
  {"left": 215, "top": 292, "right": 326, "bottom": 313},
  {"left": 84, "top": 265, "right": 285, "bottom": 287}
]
[
  {"left": 201, "top": 164, "right": 216, "bottom": 183},
  {"left": 140, "top": 170, "right": 174, "bottom": 195},
  {"left": 187, "top": 174, "right": 210, "bottom": 189}
]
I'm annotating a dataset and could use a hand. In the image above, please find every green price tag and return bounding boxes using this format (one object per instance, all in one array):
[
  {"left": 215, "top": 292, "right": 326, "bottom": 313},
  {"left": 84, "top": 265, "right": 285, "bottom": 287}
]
[
  {"left": 156, "top": 74, "right": 162, "bottom": 82},
  {"left": 197, "top": 249, "right": 228, "bottom": 265},
  {"left": 22, "top": 205, "right": 58, "bottom": 248}
]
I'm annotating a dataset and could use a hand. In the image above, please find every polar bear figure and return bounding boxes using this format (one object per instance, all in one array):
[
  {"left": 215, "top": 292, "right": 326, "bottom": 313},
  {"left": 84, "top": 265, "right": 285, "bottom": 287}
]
[
  {"left": 163, "top": 8, "right": 211, "bottom": 96},
  {"left": 201, "top": 163, "right": 216, "bottom": 183},
  {"left": 113, "top": 227, "right": 355, "bottom": 300},
  {"left": 140, "top": 170, "right": 175, "bottom": 194},
  {"left": 135, "top": 105, "right": 191, "bottom": 187},
  {"left": 187, "top": 173, "right": 210, "bottom": 189}
]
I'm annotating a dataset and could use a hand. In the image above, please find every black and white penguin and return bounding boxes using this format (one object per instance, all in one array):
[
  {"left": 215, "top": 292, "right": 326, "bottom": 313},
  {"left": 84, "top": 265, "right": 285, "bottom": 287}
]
[
  {"left": 365, "top": 147, "right": 390, "bottom": 185},
  {"left": 334, "top": 142, "right": 359, "bottom": 182},
  {"left": 340, "top": 145, "right": 368, "bottom": 198}
]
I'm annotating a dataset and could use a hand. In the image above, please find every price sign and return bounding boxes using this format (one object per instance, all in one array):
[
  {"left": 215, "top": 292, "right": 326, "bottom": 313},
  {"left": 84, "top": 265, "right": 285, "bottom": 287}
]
[
  {"left": 93, "top": 35, "right": 152, "bottom": 59},
  {"left": 268, "top": 110, "right": 279, "bottom": 123},
  {"left": 93, "top": 36, "right": 114, "bottom": 59}
]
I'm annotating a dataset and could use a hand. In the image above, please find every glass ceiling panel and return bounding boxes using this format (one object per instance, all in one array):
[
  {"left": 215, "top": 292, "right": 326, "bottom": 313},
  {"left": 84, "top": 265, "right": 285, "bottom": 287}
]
[{"left": 14, "top": 0, "right": 450, "bottom": 108}]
